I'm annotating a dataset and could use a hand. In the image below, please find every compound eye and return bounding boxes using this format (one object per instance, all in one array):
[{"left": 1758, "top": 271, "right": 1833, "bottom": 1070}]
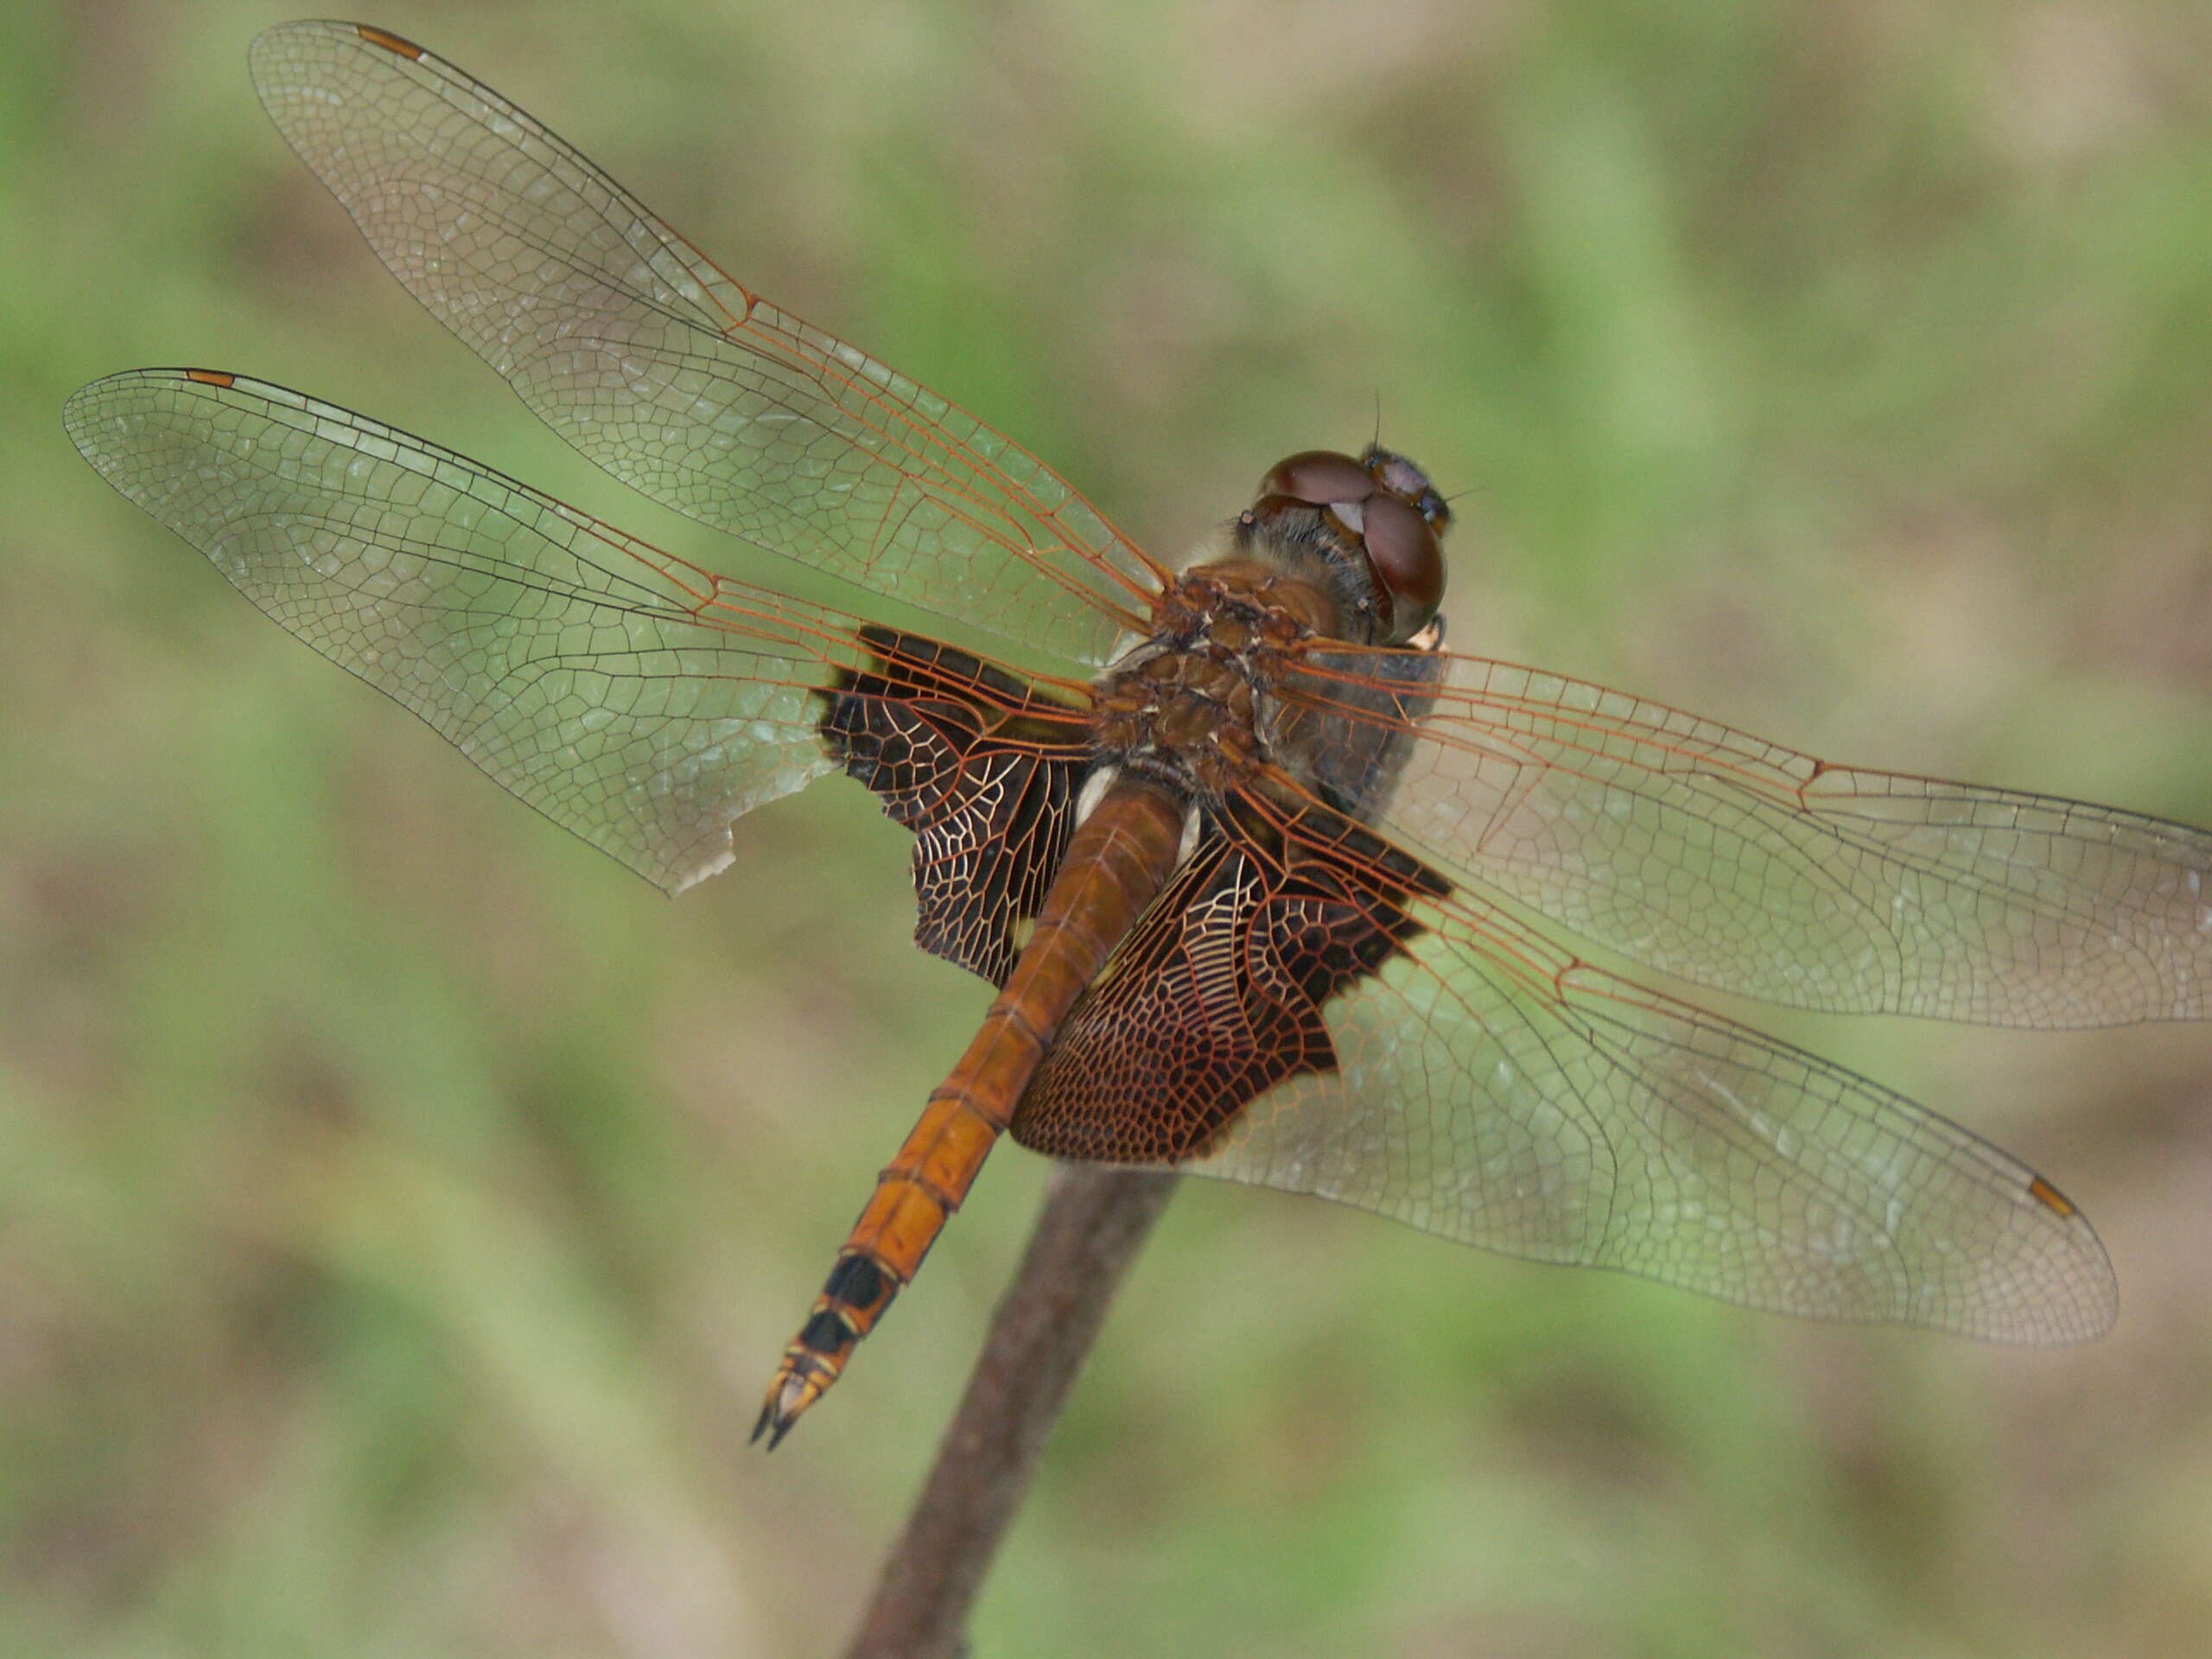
[
  {"left": 1259, "top": 449, "right": 1373, "bottom": 507},
  {"left": 1362, "top": 493, "right": 1446, "bottom": 642}
]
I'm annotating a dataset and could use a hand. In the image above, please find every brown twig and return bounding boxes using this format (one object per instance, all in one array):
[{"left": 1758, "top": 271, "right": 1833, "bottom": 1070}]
[{"left": 842, "top": 1164, "right": 1179, "bottom": 1659}]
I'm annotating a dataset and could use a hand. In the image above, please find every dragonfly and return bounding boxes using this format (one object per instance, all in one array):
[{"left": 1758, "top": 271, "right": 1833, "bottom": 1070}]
[{"left": 67, "top": 21, "right": 2212, "bottom": 1448}]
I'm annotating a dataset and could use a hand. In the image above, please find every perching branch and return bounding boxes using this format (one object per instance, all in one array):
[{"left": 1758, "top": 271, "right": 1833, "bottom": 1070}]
[{"left": 842, "top": 1164, "right": 1179, "bottom": 1659}]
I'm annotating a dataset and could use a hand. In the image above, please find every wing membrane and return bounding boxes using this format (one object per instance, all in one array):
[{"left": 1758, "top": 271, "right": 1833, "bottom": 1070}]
[
  {"left": 67, "top": 368, "right": 912, "bottom": 891},
  {"left": 1291, "top": 646, "right": 2212, "bottom": 1027},
  {"left": 1152, "top": 801, "right": 2118, "bottom": 1340},
  {"left": 247, "top": 21, "right": 1160, "bottom": 666},
  {"left": 822, "top": 626, "right": 1094, "bottom": 985}
]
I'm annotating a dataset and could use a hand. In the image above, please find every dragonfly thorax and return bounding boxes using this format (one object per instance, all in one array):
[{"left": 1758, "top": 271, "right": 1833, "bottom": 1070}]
[{"left": 1090, "top": 563, "right": 1338, "bottom": 800}]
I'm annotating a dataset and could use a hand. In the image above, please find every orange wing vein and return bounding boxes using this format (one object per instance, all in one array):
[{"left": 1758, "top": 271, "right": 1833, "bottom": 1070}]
[
  {"left": 248, "top": 20, "right": 1161, "bottom": 667},
  {"left": 64, "top": 369, "right": 1083, "bottom": 894},
  {"left": 1289, "top": 645, "right": 2212, "bottom": 1027},
  {"left": 1019, "top": 785, "right": 2115, "bottom": 1343}
]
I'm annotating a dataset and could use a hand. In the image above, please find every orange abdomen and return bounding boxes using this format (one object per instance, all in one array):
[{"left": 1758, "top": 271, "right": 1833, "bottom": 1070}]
[{"left": 753, "top": 774, "right": 1187, "bottom": 1445}]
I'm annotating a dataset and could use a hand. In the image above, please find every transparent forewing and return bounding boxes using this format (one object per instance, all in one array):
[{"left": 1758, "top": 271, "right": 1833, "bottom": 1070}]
[
  {"left": 1291, "top": 647, "right": 2212, "bottom": 1027},
  {"left": 64, "top": 368, "right": 868, "bottom": 893},
  {"left": 1192, "top": 874, "right": 2115, "bottom": 1343},
  {"left": 246, "top": 22, "right": 1160, "bottom": 667}
]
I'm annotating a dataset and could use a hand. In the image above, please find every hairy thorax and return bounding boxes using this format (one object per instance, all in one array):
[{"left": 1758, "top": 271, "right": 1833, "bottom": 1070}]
[{"left": 1088, "top": 560, "right": 1341, "bottom": 800}]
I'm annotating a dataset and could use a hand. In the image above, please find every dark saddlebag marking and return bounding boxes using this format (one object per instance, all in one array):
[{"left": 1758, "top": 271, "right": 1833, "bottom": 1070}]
[
  {"left": 820, "top": 625, "right": 1095, "bottom": 987},
  {"left": 1012, "top": 800, "right": 1450, "bottom": 1161}
]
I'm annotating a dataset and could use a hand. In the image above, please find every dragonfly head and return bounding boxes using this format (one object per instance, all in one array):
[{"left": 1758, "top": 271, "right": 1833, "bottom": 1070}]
[{"left": 1246, "top": 446, "right": 1449, "bottom": 645}]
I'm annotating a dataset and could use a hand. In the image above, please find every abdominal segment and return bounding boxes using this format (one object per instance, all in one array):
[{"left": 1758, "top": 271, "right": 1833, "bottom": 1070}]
[{"left": 755, "top": 775, "right": 1191, "bottom": 1446}]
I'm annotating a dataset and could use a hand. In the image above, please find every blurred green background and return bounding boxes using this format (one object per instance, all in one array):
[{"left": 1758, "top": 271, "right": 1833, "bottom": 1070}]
[{"left": 8, "top": 0, "right": 2212, "bottom": 1654}]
